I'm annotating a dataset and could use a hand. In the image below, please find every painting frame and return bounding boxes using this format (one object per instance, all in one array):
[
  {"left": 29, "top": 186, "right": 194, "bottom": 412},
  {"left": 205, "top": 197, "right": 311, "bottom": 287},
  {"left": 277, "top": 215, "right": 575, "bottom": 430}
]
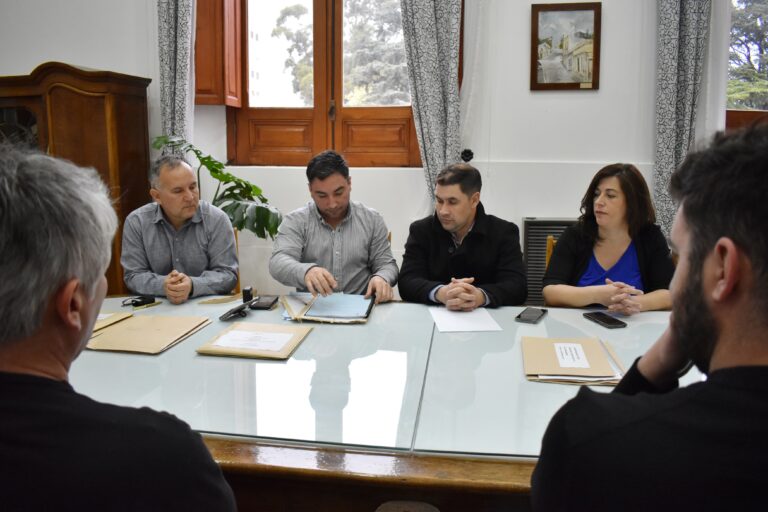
[{"left": 530, "top": 2, "right": 602, "bottom": 91}]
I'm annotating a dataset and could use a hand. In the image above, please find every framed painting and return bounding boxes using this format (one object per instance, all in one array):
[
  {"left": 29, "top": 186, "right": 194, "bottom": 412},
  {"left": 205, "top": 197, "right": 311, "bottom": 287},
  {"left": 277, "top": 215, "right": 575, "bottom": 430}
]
[{"left": 530, "top": 3, "right": 601, "bottom": 91}]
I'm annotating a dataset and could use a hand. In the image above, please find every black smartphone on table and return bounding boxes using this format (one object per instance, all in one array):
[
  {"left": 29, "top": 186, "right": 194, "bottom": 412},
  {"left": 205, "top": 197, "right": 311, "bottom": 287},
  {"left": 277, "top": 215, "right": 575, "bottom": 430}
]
[
  {"left": 248, "top": 295, "right": 279, "bottom": 310},
  {"left": 515, "top": 307, "right": 548, "bottom": 324},
  {"left": 219, "top": 301, "right": 251, "bottom": 321},
  {"left": 583, "top": 311, "right": 627, "bottom": 329}
]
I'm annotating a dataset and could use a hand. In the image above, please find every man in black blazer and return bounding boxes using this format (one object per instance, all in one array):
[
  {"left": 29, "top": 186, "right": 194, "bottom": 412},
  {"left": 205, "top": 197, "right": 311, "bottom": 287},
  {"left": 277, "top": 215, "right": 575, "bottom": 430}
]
[
  {"left": 531, "top": 123, "right": 768, "bottom": 511},
  {"left": 398, "top": 163, "right": 527, "bottom": 309}
]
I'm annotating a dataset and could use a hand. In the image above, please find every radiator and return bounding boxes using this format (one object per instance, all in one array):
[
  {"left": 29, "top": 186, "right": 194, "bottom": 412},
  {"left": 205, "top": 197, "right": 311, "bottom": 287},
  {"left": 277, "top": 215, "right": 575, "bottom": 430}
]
[{"left": 523, "top": 217, "right": 577, "bottom": 306}]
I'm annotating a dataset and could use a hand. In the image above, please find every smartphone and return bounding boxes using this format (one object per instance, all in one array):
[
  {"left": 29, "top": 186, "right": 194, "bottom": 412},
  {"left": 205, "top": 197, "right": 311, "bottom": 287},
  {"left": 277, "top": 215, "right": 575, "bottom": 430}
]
[
  {"left": 219, "top": 301, "right": 250, "bottom": 321},
  {"left": 248, "top": 295, "right": 279, "bottom": 310},
  {"left": 583, "top": 311, "right": 627, "bottom": 329},
  {"left": 515, "top": 307, "right": 548, "bottom": 324}
]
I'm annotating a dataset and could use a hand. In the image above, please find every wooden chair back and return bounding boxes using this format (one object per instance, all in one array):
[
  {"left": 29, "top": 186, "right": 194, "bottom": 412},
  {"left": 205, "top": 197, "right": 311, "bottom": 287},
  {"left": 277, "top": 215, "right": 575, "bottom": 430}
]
[
  {"left": 545, "top": 235, "right": 557, "bottom": 269},
  {"left": 232, "top": 228, "right": 241, "bottom": 294}
]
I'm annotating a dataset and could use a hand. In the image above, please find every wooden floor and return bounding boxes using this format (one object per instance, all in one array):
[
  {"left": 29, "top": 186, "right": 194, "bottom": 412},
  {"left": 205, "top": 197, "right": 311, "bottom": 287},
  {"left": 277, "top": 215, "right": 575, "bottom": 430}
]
[{"left": 205, "top": 436, "right": 536, "bottom": 512}]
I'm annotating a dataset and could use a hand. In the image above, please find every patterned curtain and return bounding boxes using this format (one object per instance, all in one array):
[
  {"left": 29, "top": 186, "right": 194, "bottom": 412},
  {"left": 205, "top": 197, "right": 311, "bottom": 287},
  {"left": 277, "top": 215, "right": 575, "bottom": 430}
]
[
  {"left": 400, "top": 0, "right": 462, "bottom": 198},
  {"left": 157, "top": 0, "right": 196, "bottom": 141},
  {"left": 654, "top": 0, "right": 712, "bottom": 235}
]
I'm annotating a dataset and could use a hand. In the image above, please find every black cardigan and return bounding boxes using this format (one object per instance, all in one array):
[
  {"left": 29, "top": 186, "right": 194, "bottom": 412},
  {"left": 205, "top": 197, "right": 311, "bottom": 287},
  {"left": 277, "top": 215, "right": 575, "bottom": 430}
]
[
  {"left": 542, "top": 223, "right": 674, "bottom": 292},
  {"left": 398, "top": 202, "right": 527, "bottom": 307}
]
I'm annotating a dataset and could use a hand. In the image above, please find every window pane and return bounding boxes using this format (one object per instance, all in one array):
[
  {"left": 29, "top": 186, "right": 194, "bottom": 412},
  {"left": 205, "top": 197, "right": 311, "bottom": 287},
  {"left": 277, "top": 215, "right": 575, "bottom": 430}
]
[
  {"left": 248, "top": 0, "right": 314, "bottom": 108},
  {"left": 728, "top": 0, "right": 768, "bottom": 110},
  {"left": 342, "top": 0, "right": 410, "bottom": 107}
]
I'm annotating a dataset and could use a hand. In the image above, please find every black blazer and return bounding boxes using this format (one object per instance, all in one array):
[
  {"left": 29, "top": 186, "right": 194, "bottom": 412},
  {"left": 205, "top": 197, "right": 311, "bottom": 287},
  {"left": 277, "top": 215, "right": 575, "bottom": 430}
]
[
  {"left": 542, "top": 223, "right": 674, "bottom": 292},
  {"left": 398, "top": 202, "right": 527, "bottom": 307}
]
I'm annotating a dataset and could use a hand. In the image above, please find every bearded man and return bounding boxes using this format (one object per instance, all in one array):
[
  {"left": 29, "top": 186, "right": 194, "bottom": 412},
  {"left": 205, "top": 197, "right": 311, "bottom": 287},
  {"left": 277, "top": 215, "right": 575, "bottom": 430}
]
[{"left": 531, "top": 123, "right": 768, "bottom": 511}]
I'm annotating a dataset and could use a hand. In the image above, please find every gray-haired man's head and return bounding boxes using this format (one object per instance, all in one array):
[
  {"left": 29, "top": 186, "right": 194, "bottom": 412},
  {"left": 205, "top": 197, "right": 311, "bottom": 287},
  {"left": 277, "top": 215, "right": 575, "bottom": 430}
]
[{"left": 0, "top": 145, "right": 117, "bottom": 345}]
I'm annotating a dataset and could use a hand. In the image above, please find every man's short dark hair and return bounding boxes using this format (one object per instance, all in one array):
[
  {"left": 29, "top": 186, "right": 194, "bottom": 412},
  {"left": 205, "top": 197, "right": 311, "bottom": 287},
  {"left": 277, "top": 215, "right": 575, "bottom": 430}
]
[
  {"left": 149, "top": 155, "right": 190, "bottom": 188},
  {"left": 306, "top": 150, "right": 349, "bottom": 183},
  {"left": 670, "top": 122, "right": 768, "bottom": 317},
  {"left": 435, "top": 163, "right": 482, "bottom": 196}
]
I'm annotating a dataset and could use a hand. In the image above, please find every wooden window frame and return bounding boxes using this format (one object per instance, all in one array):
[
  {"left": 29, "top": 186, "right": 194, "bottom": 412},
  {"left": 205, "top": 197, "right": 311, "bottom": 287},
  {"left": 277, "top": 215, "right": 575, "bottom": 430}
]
[
  {"left": 725, "top": 109, "right": 768, "bottom": 132},
  {"left": 196, "top": 0, "right": 242, "bottom": 107},
  {"left": 226, "top": 0, "right": 422, "bottom": 167}
]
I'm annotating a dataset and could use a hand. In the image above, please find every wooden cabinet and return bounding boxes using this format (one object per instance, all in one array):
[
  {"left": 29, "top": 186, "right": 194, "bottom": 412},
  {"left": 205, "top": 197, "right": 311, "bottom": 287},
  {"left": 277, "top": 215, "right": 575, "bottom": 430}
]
[
  {"left": 195, "top": 0, "right": 242, "bottom": 106},
  {"left": 0, "top": 62, "right": 151, "bottom": 295}
]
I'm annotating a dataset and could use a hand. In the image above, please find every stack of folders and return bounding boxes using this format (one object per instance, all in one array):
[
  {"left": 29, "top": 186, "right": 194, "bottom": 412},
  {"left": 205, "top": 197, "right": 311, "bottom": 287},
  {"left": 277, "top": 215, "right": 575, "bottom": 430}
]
[
  {"left": 281, "top": 292, "right": 374, "bottom": 324},
  {"left": 521, "top": 336, "right": 626, "bottom": 386},
  {"left": 87, "top": 312, "right": 211, "bottom": 355}
]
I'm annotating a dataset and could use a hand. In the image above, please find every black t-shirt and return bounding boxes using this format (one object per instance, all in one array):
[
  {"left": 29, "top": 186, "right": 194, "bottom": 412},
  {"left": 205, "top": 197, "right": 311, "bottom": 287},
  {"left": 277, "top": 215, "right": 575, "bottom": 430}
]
[{"left": 0, "top": 371, "right": 236, "bottom": 511}]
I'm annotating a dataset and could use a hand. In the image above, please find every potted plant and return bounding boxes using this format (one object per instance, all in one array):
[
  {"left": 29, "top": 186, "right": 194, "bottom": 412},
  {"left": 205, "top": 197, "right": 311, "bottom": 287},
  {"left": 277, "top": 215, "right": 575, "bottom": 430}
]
[{"left": 152, "top": 135, "right": 281, "bottom": 239}]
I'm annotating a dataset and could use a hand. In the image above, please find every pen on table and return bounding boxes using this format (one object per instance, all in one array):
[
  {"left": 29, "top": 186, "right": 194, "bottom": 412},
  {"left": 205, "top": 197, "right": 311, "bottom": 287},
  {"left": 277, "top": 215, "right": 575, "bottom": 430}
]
[{"left": 134, "top": 300, "right": 161, "bottom": 311}]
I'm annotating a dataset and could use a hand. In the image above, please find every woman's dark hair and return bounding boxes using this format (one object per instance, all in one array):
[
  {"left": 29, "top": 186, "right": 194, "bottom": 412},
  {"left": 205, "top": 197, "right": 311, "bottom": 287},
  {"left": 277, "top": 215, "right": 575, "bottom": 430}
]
[{"left": 578, "top": 163, "right": 656, "bottom": 242}]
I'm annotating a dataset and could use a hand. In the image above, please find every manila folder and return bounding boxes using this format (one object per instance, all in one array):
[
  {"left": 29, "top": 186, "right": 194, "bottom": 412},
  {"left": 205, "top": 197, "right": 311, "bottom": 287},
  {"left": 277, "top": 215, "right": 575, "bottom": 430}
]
[
  {"left": 521, "top": 336, "right": 623, "bottom": 385},
  {"left": 87, "top": 315, "right": 210, "bottom": 354}
]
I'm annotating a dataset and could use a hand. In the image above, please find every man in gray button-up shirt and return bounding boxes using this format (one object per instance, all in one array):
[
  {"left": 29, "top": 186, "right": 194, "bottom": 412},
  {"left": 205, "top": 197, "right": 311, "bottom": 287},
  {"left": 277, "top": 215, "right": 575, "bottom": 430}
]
[
  {"left": 121, "top": 156, "right": 238, "bottom": 304},
  {"left": 269, "top": 151, "right": 398, "bottom": 303}
]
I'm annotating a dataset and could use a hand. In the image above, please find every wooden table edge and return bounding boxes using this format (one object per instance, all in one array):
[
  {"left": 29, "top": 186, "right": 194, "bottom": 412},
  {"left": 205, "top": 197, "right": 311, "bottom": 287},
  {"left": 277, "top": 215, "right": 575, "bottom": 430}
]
[{"left": 204, "top": 435, "right": 536, "bottom": 495}]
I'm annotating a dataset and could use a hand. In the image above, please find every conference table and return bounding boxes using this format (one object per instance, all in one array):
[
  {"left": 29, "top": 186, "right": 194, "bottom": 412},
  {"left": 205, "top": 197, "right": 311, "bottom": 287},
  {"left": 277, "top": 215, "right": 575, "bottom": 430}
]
[{"left": 70, "top": 297, "right": 697, "bottom": 511}]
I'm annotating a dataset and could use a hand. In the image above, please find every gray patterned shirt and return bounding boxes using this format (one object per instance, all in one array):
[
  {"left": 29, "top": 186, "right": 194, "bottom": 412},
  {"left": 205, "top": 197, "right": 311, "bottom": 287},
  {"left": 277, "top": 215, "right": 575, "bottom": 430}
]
[
  {"left": 121, "top": 201, "right": 238, "bottom": 297},
  {"left": 269, "top": 201, "right": 398, "bottom": 294}
]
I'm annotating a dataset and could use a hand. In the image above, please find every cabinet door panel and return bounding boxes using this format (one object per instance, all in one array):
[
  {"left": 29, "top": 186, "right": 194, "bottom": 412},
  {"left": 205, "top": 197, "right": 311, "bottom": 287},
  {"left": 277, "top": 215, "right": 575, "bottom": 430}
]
[{"left": 48, "top": 86, "right": 110, "bottom": 182}]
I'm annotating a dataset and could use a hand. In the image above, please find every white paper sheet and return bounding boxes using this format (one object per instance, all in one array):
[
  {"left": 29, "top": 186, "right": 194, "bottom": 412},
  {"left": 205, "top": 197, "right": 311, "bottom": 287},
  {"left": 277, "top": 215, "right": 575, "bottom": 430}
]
[
  {"left": 306, "top": 293, "right": 372, "bottom": 318},
  {"left": 554, "top": 343, "right": 590, "bottom": 368},
  {"left": 97, "top": 313, "right": 113, "bottom": 321},
  {"left": 429, "top": 307, "right": 502, "bottom": 332},
  {"left": 213, "top": 329, "right": 294, "bottom": 352}
]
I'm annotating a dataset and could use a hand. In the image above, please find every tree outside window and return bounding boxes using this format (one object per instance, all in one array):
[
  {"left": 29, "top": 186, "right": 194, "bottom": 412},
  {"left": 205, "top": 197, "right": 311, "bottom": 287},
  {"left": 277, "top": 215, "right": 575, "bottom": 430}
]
[
  {"left": 237, "top": 0, "right": 418, "bottom": 166},
  {"left": 728, "top": 0, "right": 768, "bottom": 110},
  {"left": 264, "top": 0, "right": 410, "bottom": 107}
]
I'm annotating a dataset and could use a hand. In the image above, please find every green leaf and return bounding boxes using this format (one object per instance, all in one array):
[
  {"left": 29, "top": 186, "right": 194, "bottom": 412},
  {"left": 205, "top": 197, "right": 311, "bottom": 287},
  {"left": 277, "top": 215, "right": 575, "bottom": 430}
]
[{"left": 233, "top": 202, "right": 248, "bottom": 229}]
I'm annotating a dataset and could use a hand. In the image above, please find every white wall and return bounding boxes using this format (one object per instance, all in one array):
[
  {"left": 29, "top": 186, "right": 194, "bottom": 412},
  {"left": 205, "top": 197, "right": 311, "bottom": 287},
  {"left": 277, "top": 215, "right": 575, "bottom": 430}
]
[
  {"left": 0, "top": 0, "right": 162, "bottom": 154},
  {"left": 460, "top": 0, "right": 657, "bottom": 217},
  {"left": 0, "top": 0, "right": 660, "bottom": 295}
]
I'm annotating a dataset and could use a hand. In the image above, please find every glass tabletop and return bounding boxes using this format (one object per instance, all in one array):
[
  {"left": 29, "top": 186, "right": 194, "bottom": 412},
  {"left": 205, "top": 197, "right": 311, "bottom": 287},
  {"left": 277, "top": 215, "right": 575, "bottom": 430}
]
[
  {"left": 71, "top": 297, "right": 435, "bottom": 450},
  {"left": 413, "top": 306, "right": 700, "bottom": 457},
  {"left": 71, "top": 298, "right": 692, "bottom": 458}
]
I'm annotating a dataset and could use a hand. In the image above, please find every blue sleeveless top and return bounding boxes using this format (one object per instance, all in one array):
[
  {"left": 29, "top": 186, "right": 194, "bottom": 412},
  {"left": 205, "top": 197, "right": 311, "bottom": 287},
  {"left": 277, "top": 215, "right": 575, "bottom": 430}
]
[{"left": 576, "top": 241, "right": 644, "bottom": 290}]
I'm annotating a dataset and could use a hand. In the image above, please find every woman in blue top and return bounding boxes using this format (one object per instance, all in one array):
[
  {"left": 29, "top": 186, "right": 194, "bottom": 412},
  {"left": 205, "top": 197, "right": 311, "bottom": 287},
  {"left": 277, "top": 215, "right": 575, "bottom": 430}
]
[{"left": 542, "top": 163, "right": 674, "bottom": 315}]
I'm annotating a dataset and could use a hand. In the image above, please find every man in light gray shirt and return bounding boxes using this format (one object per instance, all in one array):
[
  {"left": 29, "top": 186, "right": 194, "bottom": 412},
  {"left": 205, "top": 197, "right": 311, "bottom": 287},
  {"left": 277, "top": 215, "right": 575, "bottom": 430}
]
[
  {"left": 269, "top": 150, "right": 398, "bottom": 303},
  {"left": 121, "top": 155, "right": 238, "bottom": 304}
]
